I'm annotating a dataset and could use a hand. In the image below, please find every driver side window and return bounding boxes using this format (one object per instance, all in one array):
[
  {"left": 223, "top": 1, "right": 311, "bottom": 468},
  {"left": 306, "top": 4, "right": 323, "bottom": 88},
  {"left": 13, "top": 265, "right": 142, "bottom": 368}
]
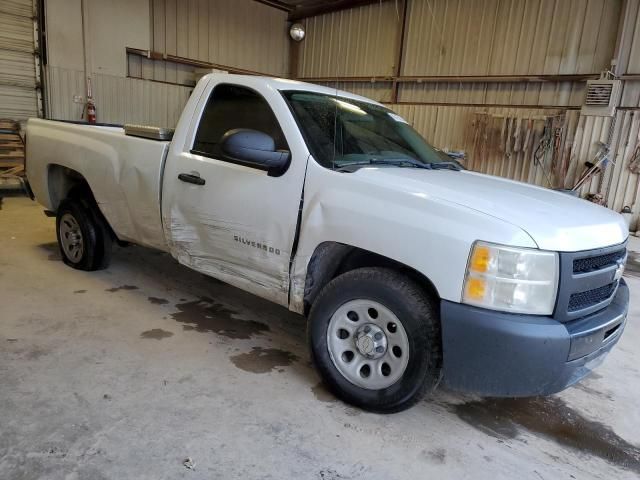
[{"left": 192, "top": 84, "right": 287, "bottom": 159}]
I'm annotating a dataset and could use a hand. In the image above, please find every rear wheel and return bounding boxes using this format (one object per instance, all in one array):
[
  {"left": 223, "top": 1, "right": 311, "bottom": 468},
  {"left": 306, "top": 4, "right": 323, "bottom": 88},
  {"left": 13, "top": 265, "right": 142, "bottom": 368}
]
[
  {"left": 56, "top": 198, "right": 112, "bottom": 271},
  {"left": 308, "top": 267, "right": 442, "bottom": 413}
]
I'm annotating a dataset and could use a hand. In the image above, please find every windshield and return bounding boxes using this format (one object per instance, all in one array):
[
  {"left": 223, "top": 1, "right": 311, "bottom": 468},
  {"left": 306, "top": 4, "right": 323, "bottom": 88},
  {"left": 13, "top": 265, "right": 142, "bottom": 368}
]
[{"left": 282, "top": 90, "right": 457, "bottom": 170}]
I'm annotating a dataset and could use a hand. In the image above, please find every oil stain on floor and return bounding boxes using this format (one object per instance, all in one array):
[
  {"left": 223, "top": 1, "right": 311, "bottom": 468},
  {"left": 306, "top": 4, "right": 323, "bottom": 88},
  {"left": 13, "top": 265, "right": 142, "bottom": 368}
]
[
  {"left": 311, "top": 382, "right": 338, "bottom": 403},
  {"left": 140, "top": 328, "right": 174, "bottom": 340},
  {"left": 170, "top": 298, "right": 269, "bottom": 339},
  {"left": 39, "top": 242, "right": 60, "bottom": 261},
  {"left": 230, "top": 347, "right": 298, "bottom": 373},
  {"left": 105, "top": 285, "right": 139, "bottom": 293},
  {"left": 452, "top": 396, "right": 640, "bottom": 474},
  {"left": 147, "top": 296, "right": 169, "bottom": 305}
]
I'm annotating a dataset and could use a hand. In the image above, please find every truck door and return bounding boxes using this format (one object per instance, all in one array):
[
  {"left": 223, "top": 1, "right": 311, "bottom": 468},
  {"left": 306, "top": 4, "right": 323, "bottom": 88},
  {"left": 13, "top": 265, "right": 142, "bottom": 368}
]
[{"left": 161, "top": 82, "right": 307, "bottom": 307}]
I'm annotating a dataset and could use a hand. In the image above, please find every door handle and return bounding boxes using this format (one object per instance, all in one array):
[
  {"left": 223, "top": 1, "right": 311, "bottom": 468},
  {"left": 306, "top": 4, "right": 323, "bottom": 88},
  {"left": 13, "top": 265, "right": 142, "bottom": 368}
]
[{"left": 178, "top": 173, "right": 205, "bottom": 185}]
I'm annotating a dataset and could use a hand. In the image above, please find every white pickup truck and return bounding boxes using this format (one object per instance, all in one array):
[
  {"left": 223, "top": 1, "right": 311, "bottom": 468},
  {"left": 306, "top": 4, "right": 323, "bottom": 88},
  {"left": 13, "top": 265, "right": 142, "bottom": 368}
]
[{"left": 26, "top": 74, "right": 629, "bottom": 412}]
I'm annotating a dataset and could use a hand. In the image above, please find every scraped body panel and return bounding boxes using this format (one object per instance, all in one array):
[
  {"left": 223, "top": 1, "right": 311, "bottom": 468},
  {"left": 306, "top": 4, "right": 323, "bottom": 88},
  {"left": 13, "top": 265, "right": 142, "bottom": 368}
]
[
  {"left": 160, "top": 75, "right": 311, "bottom": 306},
  {"left": 26, "top": 119, "right": 170, "bottom": 251}
]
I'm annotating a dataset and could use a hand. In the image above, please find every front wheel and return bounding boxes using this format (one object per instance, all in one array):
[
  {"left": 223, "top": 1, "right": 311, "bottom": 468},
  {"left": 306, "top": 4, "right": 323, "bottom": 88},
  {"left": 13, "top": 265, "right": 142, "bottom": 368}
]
[{"left": 308, "top": 267, "right": 442, "bottom": 413}]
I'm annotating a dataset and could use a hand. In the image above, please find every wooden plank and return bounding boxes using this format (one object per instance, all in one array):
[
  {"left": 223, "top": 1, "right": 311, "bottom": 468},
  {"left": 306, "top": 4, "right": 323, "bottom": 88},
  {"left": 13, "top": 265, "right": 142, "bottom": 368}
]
[
  {"left": 0, "top": 160, "right": 23, "bottom": 168},
  {"left": 0, "top": 165, "right": 24, "bottom": 177},
  {"left": 0, "top": 121, "right": 19, "bottom": 130}
]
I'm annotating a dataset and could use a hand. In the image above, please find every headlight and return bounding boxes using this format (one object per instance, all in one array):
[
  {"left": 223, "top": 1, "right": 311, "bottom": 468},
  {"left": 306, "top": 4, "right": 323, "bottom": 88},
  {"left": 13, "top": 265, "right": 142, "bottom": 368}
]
[{"left": 462, "top": 241, "right": 559, "bottom": 315}]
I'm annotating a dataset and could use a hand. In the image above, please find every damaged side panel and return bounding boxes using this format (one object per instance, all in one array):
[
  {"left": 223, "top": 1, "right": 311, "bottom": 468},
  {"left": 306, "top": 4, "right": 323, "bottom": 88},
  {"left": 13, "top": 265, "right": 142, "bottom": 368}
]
[
  {"left": 163, "top": 207, "right": 290, "bottom": 306},
  {"left": 25, "top": 119, "right": 170, "bottom": 252},
  {"left": 289, "top": 157, "right": 540, "bottom": 312},
  {"left": 160, "top": 77, "right": 312, "bottom": 310}
]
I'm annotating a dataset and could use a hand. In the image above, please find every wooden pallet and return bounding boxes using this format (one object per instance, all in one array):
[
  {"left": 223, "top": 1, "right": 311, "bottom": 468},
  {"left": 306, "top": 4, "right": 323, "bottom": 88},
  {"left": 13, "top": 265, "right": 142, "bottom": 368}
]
[
  {"left": 0, "top": 165, "right": 24, "bottom": 177},
  {"left": 0, "top": 119, "right": 19, "bottom": 131},
  {"left": 0, "top": 119, "right": 24, "bottom": 173}
]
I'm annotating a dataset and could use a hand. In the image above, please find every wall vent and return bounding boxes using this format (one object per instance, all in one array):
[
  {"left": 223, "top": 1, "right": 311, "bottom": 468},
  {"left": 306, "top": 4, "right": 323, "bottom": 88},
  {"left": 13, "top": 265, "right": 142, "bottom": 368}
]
[{"left": 581, "top": 79, "right": 621, "bottom": 117}]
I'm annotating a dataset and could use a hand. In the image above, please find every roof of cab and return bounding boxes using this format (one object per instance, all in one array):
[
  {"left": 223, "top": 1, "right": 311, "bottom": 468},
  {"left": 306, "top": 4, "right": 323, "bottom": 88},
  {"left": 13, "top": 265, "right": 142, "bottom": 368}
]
[{"left": 201, "top": 73, "right": 385, "bottom": 107}]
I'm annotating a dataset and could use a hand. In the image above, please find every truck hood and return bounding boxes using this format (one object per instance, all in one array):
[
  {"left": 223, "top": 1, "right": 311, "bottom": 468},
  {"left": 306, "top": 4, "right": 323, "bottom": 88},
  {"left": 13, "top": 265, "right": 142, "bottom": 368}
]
[{"left": 353, "top": 167, "right": 628, "bottom": 252}]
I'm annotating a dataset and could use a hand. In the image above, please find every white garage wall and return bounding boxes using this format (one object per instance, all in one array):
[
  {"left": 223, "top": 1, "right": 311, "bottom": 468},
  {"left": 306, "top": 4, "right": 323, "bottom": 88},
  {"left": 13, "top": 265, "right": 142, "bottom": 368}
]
[
  {"left": 45, "top": 0, "right": 150, "bottom": 75},
  {"left": 45, "top": 0, "right": 188, "bottom": 126}
]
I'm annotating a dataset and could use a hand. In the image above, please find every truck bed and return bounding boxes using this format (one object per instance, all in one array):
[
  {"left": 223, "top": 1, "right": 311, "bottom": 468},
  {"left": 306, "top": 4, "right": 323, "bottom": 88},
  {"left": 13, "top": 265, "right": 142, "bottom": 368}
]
[{"left": 26, "top": 119, "right": 170, "bottom": 251}]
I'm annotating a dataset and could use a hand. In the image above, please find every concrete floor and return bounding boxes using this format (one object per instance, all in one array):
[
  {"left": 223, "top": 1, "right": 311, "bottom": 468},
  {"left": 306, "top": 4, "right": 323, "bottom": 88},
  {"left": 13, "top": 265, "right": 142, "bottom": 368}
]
[{"left": 1, "top": 197, "right": 640, "bottom": 480}]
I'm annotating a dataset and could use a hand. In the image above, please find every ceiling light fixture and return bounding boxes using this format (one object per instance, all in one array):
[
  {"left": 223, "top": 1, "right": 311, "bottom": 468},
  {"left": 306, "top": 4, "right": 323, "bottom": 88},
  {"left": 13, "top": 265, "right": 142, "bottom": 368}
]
[{"left": 289, "top": 23, "right": 305, "bottom": 42}]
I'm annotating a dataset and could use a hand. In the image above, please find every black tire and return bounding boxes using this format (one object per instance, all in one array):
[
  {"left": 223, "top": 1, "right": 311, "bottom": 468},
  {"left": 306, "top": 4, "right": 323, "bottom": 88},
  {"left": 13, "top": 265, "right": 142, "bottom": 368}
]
[
  {"left": 308, "top": 267, "right": 442, "bottom": 413},
  {"left": 56, "top": 197, "right": 112, "bottom": 271}
]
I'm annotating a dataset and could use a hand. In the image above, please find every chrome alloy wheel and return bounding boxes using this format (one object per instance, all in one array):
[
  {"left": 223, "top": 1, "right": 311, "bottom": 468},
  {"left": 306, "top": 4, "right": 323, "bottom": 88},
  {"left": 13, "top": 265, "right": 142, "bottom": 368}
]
[
  {"left": 326, "top": 299, "right": 410, "bottom": 389},
  {"left": 59, "top": 213, "right": 84, "bottom": 263}
]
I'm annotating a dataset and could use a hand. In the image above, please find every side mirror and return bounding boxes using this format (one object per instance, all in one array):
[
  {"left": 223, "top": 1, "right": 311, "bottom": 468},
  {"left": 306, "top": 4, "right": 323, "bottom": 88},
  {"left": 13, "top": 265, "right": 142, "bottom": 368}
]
[{"left": 220, "top": 128, "right": 290, "bottom": 175}]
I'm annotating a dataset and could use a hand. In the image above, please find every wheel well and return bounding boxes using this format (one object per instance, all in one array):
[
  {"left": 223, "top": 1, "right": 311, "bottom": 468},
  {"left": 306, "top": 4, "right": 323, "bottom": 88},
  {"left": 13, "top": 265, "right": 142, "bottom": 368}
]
[
  {"left": 47, "top": 164, "right": 93, "bottom": 211},
  {"left": 47, "top": 164, "right": 117, "bottom": 241},
  {"left": 303, "top": 242, "right": 440, "bottom": 315}
]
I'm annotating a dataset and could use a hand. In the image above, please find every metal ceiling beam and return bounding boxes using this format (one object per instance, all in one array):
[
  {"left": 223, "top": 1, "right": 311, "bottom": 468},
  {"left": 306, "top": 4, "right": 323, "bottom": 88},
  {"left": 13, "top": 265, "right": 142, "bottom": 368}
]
[
  {"left": 390, "top": 0, "right": 408, "bottom": 103},
  {"left": 288, "top": 0, "right": 390, "bottom": 21},
  {"left": 253, "top": 0, "right": 293, "bottom": 12},
  {"left": 126, "top": 48, "right": 271, "bottom": 77},
  {"left": 296, "top": 74, "right": 601, "bottom": 83}
]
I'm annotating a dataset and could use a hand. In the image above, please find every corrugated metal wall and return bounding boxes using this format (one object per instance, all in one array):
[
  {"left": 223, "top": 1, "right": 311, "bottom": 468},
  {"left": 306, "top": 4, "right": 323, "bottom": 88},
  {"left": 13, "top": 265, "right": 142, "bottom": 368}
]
[
  {"left": 625, "top": 2, "right": 640, "bottom": 74},
  {"left": 605, "top": 111, "right": 640, "bottom": 222},
  {"left": 296, "top": 0, "right": 621, "bottom": 80},
  {"left": 402, "top": 0, "right": 620, "bottom": 76},
  {"left": 46, "top": 66, "right": 192, "bottom": 127},
  {"left": 618, "top": 80, "right": 640, "bottom": 107},
  {"left": 0, "top": 0, "right": 40, "bottom": 120},
  {"left": 297, "top": 1, "right": 400, "bottom": 77},
  {"left": 150, "top": 0, "right": 289, "bottom": 78}
]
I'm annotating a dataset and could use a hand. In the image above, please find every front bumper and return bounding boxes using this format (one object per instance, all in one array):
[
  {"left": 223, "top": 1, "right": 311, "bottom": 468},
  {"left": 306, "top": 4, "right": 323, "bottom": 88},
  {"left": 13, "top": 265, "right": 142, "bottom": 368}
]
[{"left": 441, "top": 279, "right": 629, "bottom": 396}]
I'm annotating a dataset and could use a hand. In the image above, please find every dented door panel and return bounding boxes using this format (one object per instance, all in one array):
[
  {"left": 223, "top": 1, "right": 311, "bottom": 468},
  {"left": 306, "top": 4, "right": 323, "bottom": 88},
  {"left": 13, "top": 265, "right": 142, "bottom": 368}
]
[{"left": 161, "top": 77, "right": 311, "bottom": 307}]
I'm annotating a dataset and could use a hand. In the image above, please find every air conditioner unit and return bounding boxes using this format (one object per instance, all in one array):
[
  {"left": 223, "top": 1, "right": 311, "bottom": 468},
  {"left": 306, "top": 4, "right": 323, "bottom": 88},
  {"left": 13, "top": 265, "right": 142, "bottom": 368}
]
[{"left": 581, "top": 79, "right": 622, "bottom": 117}]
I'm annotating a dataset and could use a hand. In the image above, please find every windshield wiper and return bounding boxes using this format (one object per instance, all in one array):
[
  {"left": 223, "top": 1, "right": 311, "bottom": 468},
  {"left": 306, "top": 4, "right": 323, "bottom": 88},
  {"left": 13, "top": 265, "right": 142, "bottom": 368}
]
[
  {"left": 430, "top": 161, "right": 463, "bottom": 171},
  {"left": 336, "top": 158, "right": 434, "bottom": 171}
]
